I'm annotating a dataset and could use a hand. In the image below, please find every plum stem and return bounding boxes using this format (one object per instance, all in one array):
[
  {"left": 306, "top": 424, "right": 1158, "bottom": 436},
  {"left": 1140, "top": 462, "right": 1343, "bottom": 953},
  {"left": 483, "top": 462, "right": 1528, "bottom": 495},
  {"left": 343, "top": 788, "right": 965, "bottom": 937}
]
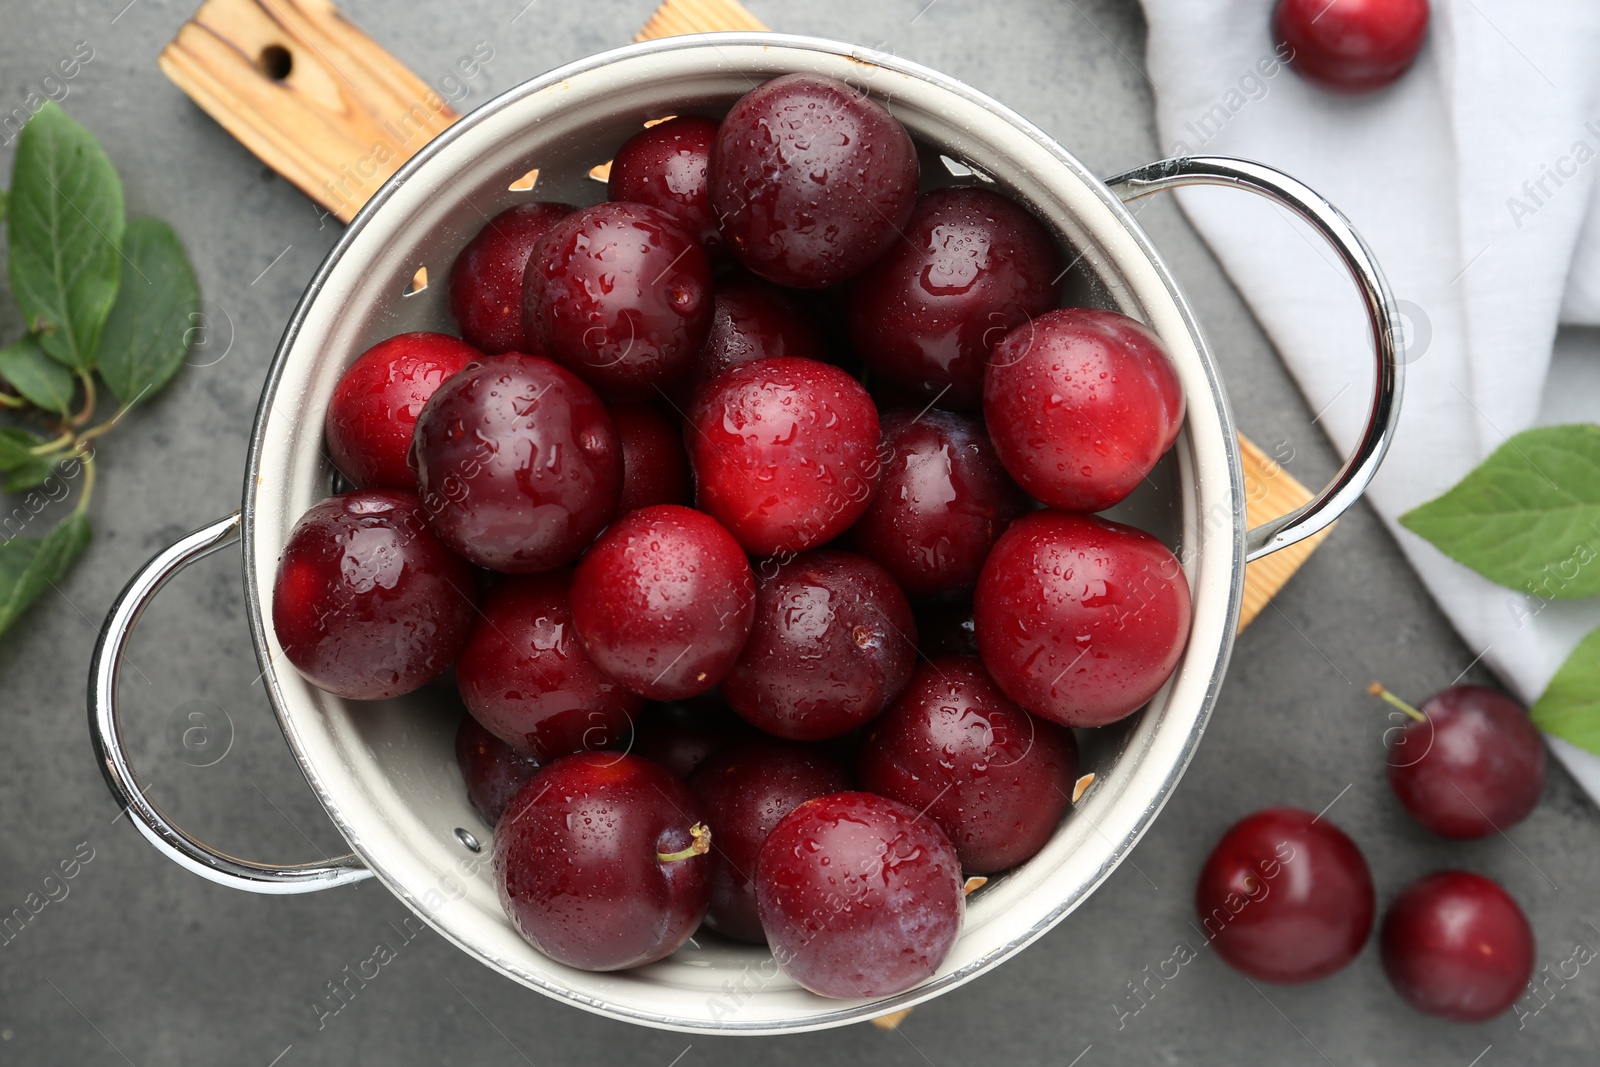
[
  {"left": 78, "top": 395, "right": 143, "bottom": 443},
  {"left": 658, "top": 822, "right": 711, "bottom": 864},
  {"left": 68, "top": 370, "right": 96, "bottom": 429},
  {"left": 28, "top": 427, "right": 75, "bottom": 455},
  {"left": 1368, "top": 681, "right": 1426, "bottom": 723},
  {"left": 72, "top": 449, "right": 96, "bottom": 517}
]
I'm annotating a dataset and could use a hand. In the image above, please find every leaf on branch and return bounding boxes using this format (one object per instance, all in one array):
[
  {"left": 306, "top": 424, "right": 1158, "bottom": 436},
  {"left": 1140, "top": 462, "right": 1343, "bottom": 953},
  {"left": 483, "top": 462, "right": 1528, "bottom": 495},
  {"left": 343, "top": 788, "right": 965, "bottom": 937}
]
[
  {"left": 6, "top": 102, "right": 124, "bottom": 372},
  {"left": 0, "top": 335, "right": 76, "bottom": 415},
  {"left": 0, "top": 511, "right": 91, "bottom": 636},
  {"left": 0, "top": 428, "right": 57, "bottom": 490},
  {"left": 98, "top": 217, "right": 200, "bottom": 406},
  {"left": 0, "top": 427, "right": 48, "bottom": 469},
  {"left": 3, "top": 459, "right": 60, "bottom": 493}
]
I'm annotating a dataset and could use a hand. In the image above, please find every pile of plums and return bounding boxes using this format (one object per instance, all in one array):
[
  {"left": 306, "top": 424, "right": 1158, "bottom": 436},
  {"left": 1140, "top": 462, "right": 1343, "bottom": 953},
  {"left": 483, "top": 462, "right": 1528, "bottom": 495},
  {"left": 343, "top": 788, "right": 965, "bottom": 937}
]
[
  {"left": 1196, "top": 682, "right": 1546, "bottom": 1023},
  {"left": 272, "top": 72, "right": 1192, "bottom": 998}
]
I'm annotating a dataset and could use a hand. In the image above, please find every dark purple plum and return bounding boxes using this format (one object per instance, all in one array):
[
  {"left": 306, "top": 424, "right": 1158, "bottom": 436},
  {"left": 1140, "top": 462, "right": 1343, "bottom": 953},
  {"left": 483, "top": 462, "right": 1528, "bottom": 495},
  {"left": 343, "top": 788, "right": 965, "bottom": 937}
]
[
  {"left": 847, "top": 409, "right": 1028, "bottom": 601},
  {"left": 272, "top": 490, "right": 475, "bottom": 700},
  {"left": 723, "top": 550, "right": 916, "bottom": 741},
  {"left": 858, "top": 656, "right": 1077, "bottom": 873},
  {"left": 455, "top": 713, "right": 539, "bottom": 824},
  {"left": 710, "top": 74, "right": 918, "bottom": 289},
  {"left": 454, "top": 571, "right": 642, "bottom": 762},
  {"left": 757, "top": 791, "right": 963, "bottom": 998},
  {"left": 410, "top": 354, "right": 621, "bottom": 574},
  {"left": 495, "top": 753, "right": 713, "bottom": 970},
  {"left": 608, "top": 115, "right": 724, "bottom": 259},
  {"left": 524, "top": 202, "right": 713, "bottom": 400},
  {"left": 689, "top": 736, "right": 850, "bottom": 942},
  {"left": 448, "top": 203, "right": 575, "bottom": 354},
  {"left": 848, "top": 187, "right": 1061, "bottom": 410}
]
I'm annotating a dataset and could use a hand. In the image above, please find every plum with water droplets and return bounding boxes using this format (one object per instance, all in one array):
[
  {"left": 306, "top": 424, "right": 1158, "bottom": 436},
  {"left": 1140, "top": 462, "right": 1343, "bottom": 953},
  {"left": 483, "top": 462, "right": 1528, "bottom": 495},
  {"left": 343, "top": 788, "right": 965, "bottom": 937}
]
[
  {"left": 524, "top": 201, "right": 713, "bottom": 400},
  {"left": 710, "top": 73, "right": 919, "bottom": 288},
  {"left": 454, "top": 570, "right": 642, "bottom": 761},
  {"left": 494, "top": 752, "right": 713, "bottom": 970},
  {"left": 681, "top": 275, "right": 829, "bottom": 399},
  {"left": 846, "top": 408, "right": 1028, "bottom": 601},
  {"left": 974, "top": 511, "right": 1190, "bottom": 727},
  {"left": 687, "top": 356, "right": 883, "bottom": 557},
  {"left": 848, "top": 187, "right": 1062, "bottom": 410},
  {"left": 449, "top": 203, "right": 575, "bottom": 354},
  {"left": 858, "top": 656, "right": 1077, "bottom": 873},
  {"left": 411, "top": 353, "right": 621, "bottom": 573},
  {"left": 271, "top": 489, "right": 476, "bottom": 700},
  {"left": 688, "top": 736, "right": 850, "bottom": 942},
  {"left": 756, "top": 790, "right": 963, "bottom": 998},
  {"left": 723, "top": 550, "right": 916, "bottom": 741},
  {"left": 455, "top": 712, "right": 540, "bottom": 825},
  {"left": 325, "top": 332, "right": 480, "bottom": 490},
  {"left": 984, "top": 307, "right": 1184, "bottom": 513},
  {"left": 570, "top": 504, "right": 755, "bottom": 700},
  {"left": 608, "top": 115, "right": 725, "bottom": 260}
]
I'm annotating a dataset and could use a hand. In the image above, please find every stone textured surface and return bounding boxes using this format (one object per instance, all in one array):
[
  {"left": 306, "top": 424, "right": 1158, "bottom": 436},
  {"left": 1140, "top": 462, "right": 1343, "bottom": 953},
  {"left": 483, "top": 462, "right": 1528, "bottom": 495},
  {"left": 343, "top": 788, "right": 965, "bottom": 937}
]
[{"left": 1, "top": 1, "right": 1596, "bottom": 1064}]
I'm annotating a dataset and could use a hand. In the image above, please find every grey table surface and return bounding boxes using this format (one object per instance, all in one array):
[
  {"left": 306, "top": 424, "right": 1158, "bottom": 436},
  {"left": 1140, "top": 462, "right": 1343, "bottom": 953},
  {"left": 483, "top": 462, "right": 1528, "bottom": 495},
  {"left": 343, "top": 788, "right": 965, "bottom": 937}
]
[{"left": 2, "top": 1, "right": 1598, "bottom": 1064}]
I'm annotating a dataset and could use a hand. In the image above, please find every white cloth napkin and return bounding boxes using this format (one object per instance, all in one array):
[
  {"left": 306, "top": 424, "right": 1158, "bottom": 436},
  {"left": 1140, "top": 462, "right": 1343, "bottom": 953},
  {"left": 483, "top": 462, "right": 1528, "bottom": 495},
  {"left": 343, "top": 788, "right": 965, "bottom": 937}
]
[{"left": 1136, "top": 0, "right": 1600, "bottom": 800}]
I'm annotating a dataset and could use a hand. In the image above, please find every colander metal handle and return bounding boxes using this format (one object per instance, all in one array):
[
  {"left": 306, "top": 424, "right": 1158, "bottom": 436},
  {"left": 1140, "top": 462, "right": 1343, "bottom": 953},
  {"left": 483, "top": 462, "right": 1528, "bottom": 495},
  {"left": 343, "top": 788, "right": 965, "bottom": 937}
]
[
  {"left": 1104, "top": 155, "right": 1404, "bottom": 564},
  {"left": 88, "top": 512, "right": 372, "bottom": 894}
]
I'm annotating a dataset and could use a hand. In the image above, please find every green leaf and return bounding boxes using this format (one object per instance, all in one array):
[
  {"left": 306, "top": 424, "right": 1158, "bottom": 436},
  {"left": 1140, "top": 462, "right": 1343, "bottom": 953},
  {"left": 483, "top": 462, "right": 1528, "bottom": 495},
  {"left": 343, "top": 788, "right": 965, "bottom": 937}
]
[
  {"left": 0, "top": 187, "right": 8, "bottom": 228},
  {"left": 3, "top": 459, "right": 58, "bottom": 493},
  {"left": 97, "top": 218, "right": 199, "bottom": 405},
  {"left": 0, "top": 511, "right": 91, "bottom": 637},
  {"left": 0, "top": 428, "right": 43, "bottom": 465},
  {"left": 0, "top": 427, "right": 48, "bottom": 470},
  {"left": 0, "top": 427, "right": 72, "bottom": 501},
  {"left": 7, "top": 102, "right": 124, "bottom": 371},
  {"left": 0, "top": 335, "right": 76, "bottom": 414},
  {"left": 1532, "top": 627, "right": 1600, "bottom": 754},
  {"left": 1399, "top": 424, "right": 1600, "bottom": 599}
]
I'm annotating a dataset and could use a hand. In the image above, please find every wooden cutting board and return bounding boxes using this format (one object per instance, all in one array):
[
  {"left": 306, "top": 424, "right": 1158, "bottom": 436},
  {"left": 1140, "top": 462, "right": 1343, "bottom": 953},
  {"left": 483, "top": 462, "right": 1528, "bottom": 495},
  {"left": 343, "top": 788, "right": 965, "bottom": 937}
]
[{"left": 156, "top": 0, "right": 1331, "bottom": 629}]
